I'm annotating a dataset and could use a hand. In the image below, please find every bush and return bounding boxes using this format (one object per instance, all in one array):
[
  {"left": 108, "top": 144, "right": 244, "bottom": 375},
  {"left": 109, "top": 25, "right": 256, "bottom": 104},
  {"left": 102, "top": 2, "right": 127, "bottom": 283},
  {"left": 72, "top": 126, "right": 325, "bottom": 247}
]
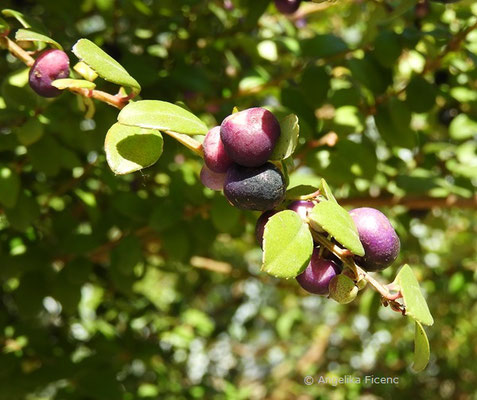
[{"left": 0, "top": 1, "right": 476, "bottom": 399}]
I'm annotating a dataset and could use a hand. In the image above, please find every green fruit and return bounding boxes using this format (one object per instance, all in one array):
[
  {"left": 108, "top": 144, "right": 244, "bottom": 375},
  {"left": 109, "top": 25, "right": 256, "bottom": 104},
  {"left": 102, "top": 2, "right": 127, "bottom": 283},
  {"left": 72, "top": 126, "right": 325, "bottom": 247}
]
[
  {"left": 329, "top": 274, "right": 358, "bottom": 304},
  {"left": 342, "top": 269, "right": 367, "bottom": 291}
]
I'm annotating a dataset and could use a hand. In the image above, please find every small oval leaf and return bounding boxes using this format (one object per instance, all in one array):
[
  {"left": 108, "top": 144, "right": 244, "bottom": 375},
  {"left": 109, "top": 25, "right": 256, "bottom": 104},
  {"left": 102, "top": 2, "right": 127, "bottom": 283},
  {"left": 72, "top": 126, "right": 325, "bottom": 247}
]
[
  {"left": 412, "top": 320, "right": 430, "bottom": 372},
  {"left": 105, "top": 122, "right": 163, "bottom": 175},
  {"left": 309, "top": 200, "right": 365, "bottom": 256},
  {"left": 270, "top": 114, "right": 299, "bottom": 161},
  {"left": 118, "top": 100, "right": 208, "bottom": 136},
  {"left": 396, "top": 265, "right": 434, "bottom": 326},
  {"left": 72, "top": 38, "right": 140, "bottom": 93},
  {"left": 15, "top": 28, "right": 62, "bottom": 50},
  {"left": 262, "top": 210, "right": 314, "bottom": 279},
  {"left": 51, "top": 78, "right": 96, "bottom": 90}
]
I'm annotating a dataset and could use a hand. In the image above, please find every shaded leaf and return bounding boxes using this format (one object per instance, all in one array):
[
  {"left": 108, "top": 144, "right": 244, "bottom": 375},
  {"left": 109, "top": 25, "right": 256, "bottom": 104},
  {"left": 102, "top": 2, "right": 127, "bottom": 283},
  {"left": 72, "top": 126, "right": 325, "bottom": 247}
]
[
  {"left": 270, "top": 114, "right": 299, "bottom": 160},
  {"left": 412, "top": 321, "right": 430, "bottom": 372},
  {"left": 0, "top": 166, "right": 21, "bottom": 208},
  {"left": 105, "top": 122, "right": 163, "bottom": 175}
]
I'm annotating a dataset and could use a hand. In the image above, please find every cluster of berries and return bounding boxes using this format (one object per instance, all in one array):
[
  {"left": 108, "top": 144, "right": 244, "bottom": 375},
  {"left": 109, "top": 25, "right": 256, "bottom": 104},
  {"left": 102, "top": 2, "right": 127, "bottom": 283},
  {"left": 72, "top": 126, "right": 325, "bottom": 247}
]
[
  {"left": 200, "top": 107, "right": 287, "bottom": 211},
  {"left": 256, "top": 203, "right": 401, "bottom": 303}
]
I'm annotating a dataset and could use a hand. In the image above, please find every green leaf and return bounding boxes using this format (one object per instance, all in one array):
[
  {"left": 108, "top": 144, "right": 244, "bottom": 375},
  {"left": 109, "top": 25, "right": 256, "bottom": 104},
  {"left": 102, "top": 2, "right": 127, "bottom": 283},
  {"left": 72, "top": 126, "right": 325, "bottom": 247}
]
[
  {"left": 405, "top": 76, "right": 436, "bottom": 113},
  {"left": 15, "top": 28, "right": 62, "bottom": 50},
  {"left": 210, "top": 196, "right": 240, "bottom": 233},
  {"left": 270, "top": 114, "right": 299, "bottom": 160},
  {"left": 262, "top": 210, "right": 314, "bottom": 279},
  {"left": 2, "top": 9, "right": 48, "bottom": 33},
  {"left": 15, "top": 117, "right": 44, "bottom": 146},
  {"left": 0, "top": 166, "right": 21, "bottom": 208},
  {"left": 449, "top": 114, "right": 477, "bottom": 140},
  {"left": 309, "top": 200, "right": 365, "bottom": 256},
  {"left": 301, "top": 34, "right": 348, "bottom": 59},
  {"left": 4, "top": 191, "right": 40, "bottom": 231},
  {"left": 412, "top": 321, "right": 430, "bottom": 372},
  {"left": 319, "top": 179, "right": 337, "bottom": 203},
  {"left": 375, "top": 98, "right": 416, "bottom": 148},
  {"left": 118, "top": 100, "right": 208, "bottom": 136},
  {"left": 285, "top": 184, "right": 318, "bottom": 199},
  {"left": 396, "top": 265, "right": 434, "bottom": 326},
  {"left": 377, "top": 0, "right": 417, "bottom": 24},
  {"left": 72, "top": 38, "right": 141, "bottom": 93},
  {"left": 105, "top": 122, "right": 164, "bottom": 175},
  {"left": 51, "top": 78, "right": 96, "bottom": 90},
  {"left": 374, "top": 31, "right": 402, "bottom": 68},
  {"left": 299, "top": 65, "right": 330, "bottom": 107}
]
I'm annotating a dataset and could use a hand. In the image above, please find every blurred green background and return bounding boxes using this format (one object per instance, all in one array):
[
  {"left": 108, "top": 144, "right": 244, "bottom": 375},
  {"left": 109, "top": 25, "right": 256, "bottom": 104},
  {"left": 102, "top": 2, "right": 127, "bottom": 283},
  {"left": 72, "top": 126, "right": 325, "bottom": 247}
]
[{"left": 0, "top": 0, "right": 476, "bottom": 399}]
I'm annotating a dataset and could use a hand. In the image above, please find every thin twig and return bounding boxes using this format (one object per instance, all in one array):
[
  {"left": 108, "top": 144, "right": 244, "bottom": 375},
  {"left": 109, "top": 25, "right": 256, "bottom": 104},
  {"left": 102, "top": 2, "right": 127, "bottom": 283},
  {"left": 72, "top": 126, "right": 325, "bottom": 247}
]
[
  {"left": 0, "top": 36, "right": 34, "bottom": 66},
  {"left": 163, "top": 130, "right": 204, "bottom": 157}
]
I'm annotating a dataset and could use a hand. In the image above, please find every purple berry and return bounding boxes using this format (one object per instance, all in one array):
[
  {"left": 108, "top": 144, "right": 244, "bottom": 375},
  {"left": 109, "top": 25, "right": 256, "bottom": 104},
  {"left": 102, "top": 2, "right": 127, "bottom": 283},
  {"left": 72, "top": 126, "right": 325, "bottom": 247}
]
[
  {"left": 200, "top": 165, "right": 226, "bottom": 191},
  {"left": 28, "top": 49, "right": 70, "bottom": 97},
  {"left": 220, "top": 107, "right": 281, "bottom": 167},
  {"left": 224, "top": 162, "right": 286, "bottom": 211},
  {"left": 349, "top": 207, "right": 401, "bottom": 271},
  {"left": 255, "top": 210, "right": 278, "bottom": 247},
  {"left": 203, "top": 126, "right": 234, "bottom": 173},
  {"left": 288, "top": 200, "right": 314, "bottom": 220},
  {"left": 296, "top": 250, "right": 341, "bottom": 295},
  {"left": 274, "top": 0, "right": 302, "bottom": 14}
]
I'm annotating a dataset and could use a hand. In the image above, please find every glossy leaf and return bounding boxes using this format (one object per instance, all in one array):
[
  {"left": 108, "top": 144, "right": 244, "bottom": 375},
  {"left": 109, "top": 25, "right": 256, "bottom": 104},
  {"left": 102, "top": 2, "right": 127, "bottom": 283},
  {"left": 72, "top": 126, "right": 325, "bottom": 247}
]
[
  {"left": 72, "top": 38, "right": 141, "bottom": 93},
  {"left": 105, "top": 122, "right": 164, "bottom": 175},
  {"left": 396, "top": 265, "right": 434, "bottom": 326},
  {"left": 15, "top": 28, "right": 62, "bottom": 49},
  {"left": 270, "top": 114, "right": 299, "bottom": 160},
  {"left": 412, "top": 321, "right": 430, "bottom": 372},
  {"left": 262, "top": 210, "right": 314, "bottom": 279},
  {"left": 118, "top": 100, "right": 208, "bottom": 135},
  {"left": 309, "top": 200, "right": 365, "bottom": 256}
]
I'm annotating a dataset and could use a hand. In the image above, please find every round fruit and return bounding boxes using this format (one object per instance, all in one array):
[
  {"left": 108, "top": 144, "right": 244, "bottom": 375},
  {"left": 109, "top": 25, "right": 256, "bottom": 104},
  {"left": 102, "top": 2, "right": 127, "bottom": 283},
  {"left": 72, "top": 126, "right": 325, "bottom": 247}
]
[
  {"left": 28, "top": 49, "right": 70, "bottom": 97},
  {"left": 329, "top": 274, "right": 358, "bottom": 304},
  {"left": 287, "top": 200, "right": 314, "bottom": 221},
  {"left": 203, "top": 126, "right": 233, "bottom": 173},
  {"left": 296, "top": 250, "right": 341, "bottom": 295},
  {"left": 224, "top": 162, "right": 286, "bottom": 211},
  {"left": 255, "top": 210, "right": 278, "bottom": 248},
  {"left": 342, "top": 268, "right": 367, "bottom": 290},
  {"left": 200, "top": 165, "right": 226, "bottom": 191},
  {"left": 274, "top": 0, "right": 301, "bottom": 14},
  {"left": 349, "top": 207, "right": 400, "bottom": 272},
  {"left": 220, "top": 107, "right": 281, "bottom": 167}
]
